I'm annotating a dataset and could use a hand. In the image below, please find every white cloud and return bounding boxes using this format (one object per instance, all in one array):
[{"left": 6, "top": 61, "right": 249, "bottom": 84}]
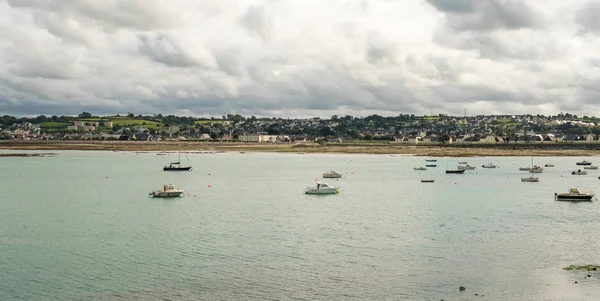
[{"left": 0, "top": 0, "right": 599, "bottom": 117}]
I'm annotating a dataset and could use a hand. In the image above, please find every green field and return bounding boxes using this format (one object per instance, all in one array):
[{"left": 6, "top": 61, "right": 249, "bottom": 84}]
[
  {"left": 40, "top": 122, "right": 69, "bottom": 129},
  {"left": 110, "top": 119, "right": 164, "bottom": 129},
  {"left": 194, "top": 120, "right": 223, "bottom": 125}
]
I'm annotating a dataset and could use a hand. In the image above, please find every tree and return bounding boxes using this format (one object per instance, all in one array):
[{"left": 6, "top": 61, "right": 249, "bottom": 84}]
[
  {"left": 438, "top": 134, "right": 451, "bottom": 144},
  {"left": 78, "top": 112, "right": 92, "bottom": 118}
]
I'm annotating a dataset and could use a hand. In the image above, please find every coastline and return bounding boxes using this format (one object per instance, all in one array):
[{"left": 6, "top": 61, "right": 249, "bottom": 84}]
[{"left": 0, "top": 140, "right": 599, "bottom": 157}]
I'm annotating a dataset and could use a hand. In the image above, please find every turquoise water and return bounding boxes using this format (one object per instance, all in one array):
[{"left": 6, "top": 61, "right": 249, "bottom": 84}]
[{"left": 2, "top": 151, "right": 600, "bottom": 300}]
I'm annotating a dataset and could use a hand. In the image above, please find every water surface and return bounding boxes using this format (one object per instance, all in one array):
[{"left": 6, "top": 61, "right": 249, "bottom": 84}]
[{"left": 1, "top": 151, "right": 600, "bottom": 300}]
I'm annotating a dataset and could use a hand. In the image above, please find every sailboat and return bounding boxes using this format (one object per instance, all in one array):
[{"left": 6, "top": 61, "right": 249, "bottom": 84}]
[
  {"left": 163, "top": 141, "right": 192, "bottom": 171},
  {"left": 522, "top": 157, "right": 539, "bottom": 182}
]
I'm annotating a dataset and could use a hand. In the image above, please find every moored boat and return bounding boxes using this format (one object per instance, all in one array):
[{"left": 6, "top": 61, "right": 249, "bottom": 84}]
[
  {"left": 584, "top": 165, "right": 598, "bottom": 170},
  {"left": 425, "top": 159, "right": 437, "bottom": 162},
  {"left": 305, "top": 182, "right": 340, "bottom": 195},
  {"left": 555, "top": 188, "right": 594, "bottom": 201},
  {"left": 149, "top": 184, "right": 185, "bottom": 198},
  {"left": 482, "top": 162, "right": 497, "bottom": 168},
  {"left": 521, "top": 176, "right": 539, "bottom": 182},
  {"left": 545, "top": 163, "right": 555, "bottom": 167},
  {"left": 421, "top": 179, "right": 435, "bottom": 183},
  {"left": 414, "top": 167, "right": 427, "bottom": 171},
  {"left": 576, "top": 161, "right": 592, "bottom": 166},
  {"left": 458, "top": 161, "right": 468, "bottom": 164},
  {"left": 426, "top": 164, "right": 437, "bottom": 167},
  {"left": 323, "top": 171, "right": 343, "bottom": 178},
  {"left": 458, "top": 164, "right": 476, "bottom": 170},
  {"left": 529, "top": 166, "right": 543, "bottom": 173},
  {"left": 572, "top": 169, "right": 587, "bottom": 175}
]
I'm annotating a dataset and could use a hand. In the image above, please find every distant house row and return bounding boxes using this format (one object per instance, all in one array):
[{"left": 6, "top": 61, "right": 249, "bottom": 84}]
[{"left": 393, "top": 133, "right": 600, "bottom": 144}]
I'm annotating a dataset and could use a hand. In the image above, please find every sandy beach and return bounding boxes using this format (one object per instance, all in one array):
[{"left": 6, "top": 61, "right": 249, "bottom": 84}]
[{"left": 0, "top": 140, "right": 598, "bottom": 157}]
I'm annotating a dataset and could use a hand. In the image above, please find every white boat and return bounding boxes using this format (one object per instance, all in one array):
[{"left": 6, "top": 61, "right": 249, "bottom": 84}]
[
  {"left": 529, "top": 166, "right": 543, "bottom": 173},
  {"left": 323, "top": 171, "right": 343, "bottom": 178},
  {"left": 458, "top": 161, "right": 468, "bottom": 164},
  {"left": 584, "top": 165, "right": 598, "bottom": 170},
  {"left": 414, "top": 167, "right": 427, "bottom": 171},
  {"left": 458, "top": 164, "right": 476, "bottom": 170},
  {"left": 545, "top": 163, "right": 555, "bottom": 167},
  {"left": 482, "top": 162, "right": 497, "bottom": 168},
  {"left": 555, "top": 188, "right": 594, "bottom": 201},
  {"left": 571, "top": 169, "right": 587, "bottom": 175},
  {"left": 305, "top": 182, "right": 339, "bottom": 195},
  {"left": 149, "top": 184, "right": 185, "bottom": 198},
  {"left": 521, "top": 176, "right": 539, "bottom": 182}
]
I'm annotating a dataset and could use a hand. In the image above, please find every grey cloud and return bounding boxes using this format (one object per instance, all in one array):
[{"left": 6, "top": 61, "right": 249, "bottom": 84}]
[
  {"left": 239, "top": 4, "right": 273, "bottom": 41},
  {"left": 137, "top": 33, "right": 219, "bottom": 69},
  {"left": 6, "top": 0, "right": 176, "bottom": 33},
  {"left": 427, "top": 0, "right": 542, "bottom": 32},
  {"left": 575, "top": 1, "right": 600, "bottom": 33}
]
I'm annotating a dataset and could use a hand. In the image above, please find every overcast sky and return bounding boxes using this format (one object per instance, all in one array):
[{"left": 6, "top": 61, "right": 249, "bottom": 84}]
[{"left": 1, "top": 0, "right": 599, "bottom": 118}]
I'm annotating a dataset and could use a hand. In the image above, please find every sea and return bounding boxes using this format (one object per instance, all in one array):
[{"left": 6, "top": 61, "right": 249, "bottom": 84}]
[{"left": 1, "top": 150, "right": 600, "bottom": 301}]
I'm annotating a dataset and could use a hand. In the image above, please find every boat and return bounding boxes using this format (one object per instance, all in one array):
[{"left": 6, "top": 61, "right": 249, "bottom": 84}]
[
  {"left": 305, "top": 182, "right": 339, "bottom": 195},
  {"left": 571, "top": 169, "right": 587, "bottom": 175},
  {"left": 425, "top": 159, "right": 437, "bottom": 162},
  {"left": 426, "top": 164, "right": 437, "bottom": 167},
  {"left": 323, "top": 171, "right": 343, "bottom": 178},
  {"left": 421, "top": 180, "right": 435, "bottom": 183},
  {"left": 576, "top": 161, "right": 592, "bottom": 166},
  {"left": 458, "top": 161, "right": 468, "bottom": 164},
  {"left": 446, "top": 169, "right": 466, "bottom": 174},
  {"left": 555, "top": 188, "right": 594, "bottom": 202},
  {"left": 545, "top": 163, "right": 555, "bottom": 167},
  {"left": 149, "top": 184, "right": 185, "bottom": 198},
  {"left": 481, "top": 163, "right": 497, "bottom": 168},
  {"left": 584, "top": 165, "right": 598, "bottom": 170},
  {"left": 519, "top": 167, "right": 531, "bottom": 171},
  {"left": 163, "top": 142, "right": 192, "bottom": 171},
  {"left": 414, "top": 167, "right": 427, "bottom": 171},
  {"left": 458, "top": 164, "right": 476, "bottom": 170},
  {"left": 530, "top": 166, "right": 543, "bottom": 173},
  {"left": 521, "top": 176, "right": 539, "bottom": 182}
]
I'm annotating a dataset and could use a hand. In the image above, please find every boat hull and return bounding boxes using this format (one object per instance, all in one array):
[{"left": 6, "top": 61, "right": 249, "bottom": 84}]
[
  {"left": 446, "top": 170, "right": 466, "bottom": 174},
  {"left": 163, "top": 166, "right": 192, "bottom": 171},
  {"left": 521, "top": 177, "right": 539, "bottom": 182},
  {"left": 305, "top": 189, "right": 339, "bottom": 195},
  {"left": 555, "top": 195, "right": 593, "bottom": 201},
  {"left": 150, "top": 191, "right": 184, "bottom": 197}
]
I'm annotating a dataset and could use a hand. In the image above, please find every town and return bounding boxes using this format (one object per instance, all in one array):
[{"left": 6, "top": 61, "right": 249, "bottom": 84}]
[{"left": 1, "top": 112, "right": 600, "bottom": 144}]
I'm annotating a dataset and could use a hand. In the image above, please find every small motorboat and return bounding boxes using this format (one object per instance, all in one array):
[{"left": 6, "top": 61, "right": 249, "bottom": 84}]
[
  {"left": 458, "top": 164, "right": 476, "bottom": 170},
  {"left": 426, "top": 164, "right": 437, "bottom": 167},
  {"left": 555, "top": 188, "right": 594, "bottom": 201},
  {"left": 305, "top": 182, "right": 339, "bottom": 195},
  {"left": 323, "top": 171, "right": 343, "bottom": 178},
  {"left": 425, "top": 159, "right": 437, "bottom": 162},
  {"left": 576, "top": 161, "right": 593, "bottom": 166},
  {"left": 584, "top": 165, "right": 598, "bottom": 170},
  {"left": 572, "top": 169, "right": 587, "bottom": 175},
  {"left": 414, "top": 167, "right": 427, "bottom": 171},
  {"left": 519, "top": 167, "right": 531, "bottom": 171},
  {"left": 458, "top": 161, "right": 468, "bottom": 164},
  {"left": 545, "top": 163, "right": 555, "bottom": 167},
  {"left": 482, "top": 163, "right": 497, "bottom": 168},
  {"left": 149, "top": 184, "right": 185, "bottom": 198},
  {"left": 521, "top": 176, "right": 539, "bottom": 182},
  {"left": 421, "top": 180, "right": 435, "bottom": 183}
]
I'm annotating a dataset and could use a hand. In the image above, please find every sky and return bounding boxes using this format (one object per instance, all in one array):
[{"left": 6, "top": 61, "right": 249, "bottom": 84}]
[{"left": 1, "top": 0, "right": 600, "bottom": 118}]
